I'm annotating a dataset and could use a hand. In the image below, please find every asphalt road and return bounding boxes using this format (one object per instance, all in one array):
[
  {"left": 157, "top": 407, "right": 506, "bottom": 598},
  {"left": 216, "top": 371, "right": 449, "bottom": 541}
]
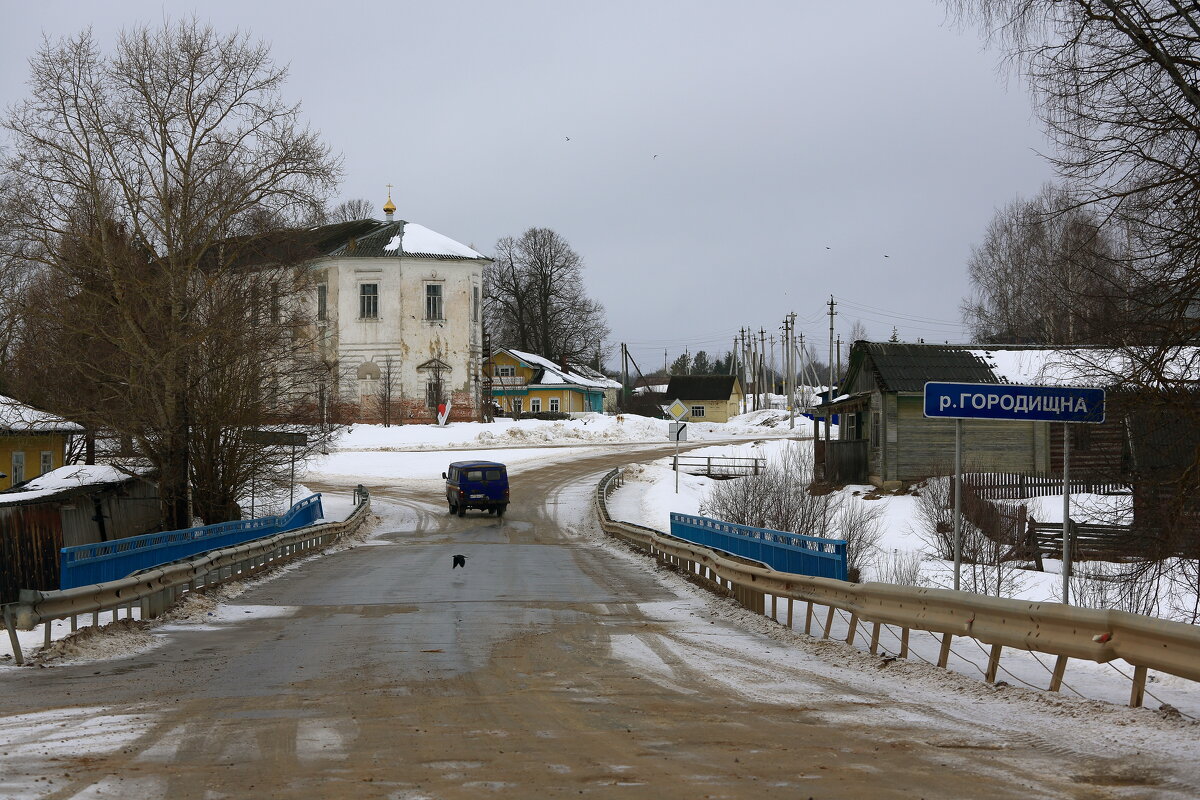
[{"left": 0, "top": 443, "right": 1194, "bottom": 799}]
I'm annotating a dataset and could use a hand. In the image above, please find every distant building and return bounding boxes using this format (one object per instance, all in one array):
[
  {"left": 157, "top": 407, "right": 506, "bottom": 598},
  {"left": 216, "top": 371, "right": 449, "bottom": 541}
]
[
  {"left": 0, "top": 395, "right": 82, "bottom": 491},
  {"left": 489, "top": 348, "right": 620, "bottom": 415},
  {"left": 307, "top": 194, "right": 492, "bottom": 423},
  {"left": 664, "top": 375, "right": 745, "bottom": 423}
]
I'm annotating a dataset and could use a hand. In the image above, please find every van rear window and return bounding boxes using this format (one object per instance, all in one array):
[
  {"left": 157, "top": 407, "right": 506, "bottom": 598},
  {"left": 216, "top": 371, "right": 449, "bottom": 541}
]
[
  {"left": 466, "top": 470, "right": 484, "bottom": 481},
  {"left": 484, "top": 469, "right": 503, "bottom": 480}
]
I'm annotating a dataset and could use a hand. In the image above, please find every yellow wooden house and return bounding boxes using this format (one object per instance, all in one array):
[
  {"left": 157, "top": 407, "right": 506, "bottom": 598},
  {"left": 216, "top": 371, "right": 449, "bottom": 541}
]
[
  {"left": 489, "top": 348, "right": 619, "bottom": 415},
  {"left": 664, "top": 375, "right": 745, "bottom": 423},
  {"left": 0, "top": 395, "right": 82, "bottom": 490}
]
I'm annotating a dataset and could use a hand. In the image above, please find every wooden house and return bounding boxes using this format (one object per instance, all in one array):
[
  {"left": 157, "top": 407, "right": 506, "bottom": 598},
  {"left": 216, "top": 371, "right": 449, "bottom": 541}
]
[
  {"left": 820, "top": 342, "right": 1164, "bottom": 487},
  {"left": 0, "top": 395, "right": 82, "bottom": 491},
  {"left": 664, "top": 375, "right": 744, "bottom": 423},
  {"left": 489, "top": 348, "right": 619, "bottom": 415}
]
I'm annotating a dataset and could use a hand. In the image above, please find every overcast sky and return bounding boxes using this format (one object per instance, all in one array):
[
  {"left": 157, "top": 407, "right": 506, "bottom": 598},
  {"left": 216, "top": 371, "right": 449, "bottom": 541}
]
[{"left": 1, "top": 1, "right": 1054, "bottom": 371}]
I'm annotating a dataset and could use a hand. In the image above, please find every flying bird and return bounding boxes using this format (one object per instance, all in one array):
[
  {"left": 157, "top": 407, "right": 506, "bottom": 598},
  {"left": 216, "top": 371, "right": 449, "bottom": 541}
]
[
  {"left": 825, "top": 246, "right": 831, "bottom": 250},
  {"left": 565, "top": 136, "right": 571, "bottom": 141},
  {"left": 884, "top": 254, "right": 890, "bottom": 258},
  {"left": 653, "top": 154, "right": 659, "bottom": 159},
  {"left": 452, "top": 554, "right": 468, "bottom": 569}
]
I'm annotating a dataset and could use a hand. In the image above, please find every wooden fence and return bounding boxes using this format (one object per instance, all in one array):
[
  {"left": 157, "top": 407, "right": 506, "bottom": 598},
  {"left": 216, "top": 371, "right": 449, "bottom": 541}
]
[{"left": 962, "top": 472, "right": 1129, "bottom": 500}]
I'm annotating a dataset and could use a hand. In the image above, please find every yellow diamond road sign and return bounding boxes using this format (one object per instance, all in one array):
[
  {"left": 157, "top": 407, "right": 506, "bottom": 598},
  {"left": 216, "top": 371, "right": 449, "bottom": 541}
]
[{"left": 667, "top": 399, "right": 689, "bottom": 421}]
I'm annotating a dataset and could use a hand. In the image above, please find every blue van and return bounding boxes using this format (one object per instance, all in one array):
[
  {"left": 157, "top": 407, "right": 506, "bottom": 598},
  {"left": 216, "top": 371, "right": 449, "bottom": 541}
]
[{"left": 443, "top": 460, "right": 510, "bottom": 517}]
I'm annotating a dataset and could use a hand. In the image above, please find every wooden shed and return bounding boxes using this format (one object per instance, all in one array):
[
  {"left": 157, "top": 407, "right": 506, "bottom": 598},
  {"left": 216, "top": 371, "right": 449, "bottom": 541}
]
[{"left": 0, "top": 465, "right": 159, "bottom": 601}]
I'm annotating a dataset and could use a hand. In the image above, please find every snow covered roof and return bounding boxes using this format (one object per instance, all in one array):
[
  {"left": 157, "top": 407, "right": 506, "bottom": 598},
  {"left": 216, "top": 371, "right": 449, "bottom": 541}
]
[
  {"left": 326, "top": 220, "right": 488, "bottom": 260},
  {"left": 0, "top": 395, "right": 82, "bottom": 433},
  {"left": 503, "top": 348, "right": 616, "bottom": 389},
  {"left": 0, "top": 464, "right": 147, "bottom": 505},
  {"left": 843, "top": 342, "right": 1200, "bottom": 396}
]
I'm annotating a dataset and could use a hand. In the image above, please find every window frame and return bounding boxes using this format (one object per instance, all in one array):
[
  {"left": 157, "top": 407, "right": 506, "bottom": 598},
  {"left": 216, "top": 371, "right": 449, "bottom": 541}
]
[
  {"left": 549, "top": 397, "right": 560, "bottom": 412},
  {"left": 11, "top": 451, "right": 25, "bottom": 485},
  {"left": 316, "top": 284, "right": 328, "bottom": 322},
  {"left": 530, "top": 398, "right": 542, "bottom": 413},
  {"left": 425, "top": 282, "right": 444, "bottom": 321},
  {"left": 691, "top": 405, "right": 706, "bottom": 418},
  {"left": 359, "top": 282, "right": 379, "bottom": 320},
  {"left": 40, "top": 451, "right": 53, "bottom": 476}
]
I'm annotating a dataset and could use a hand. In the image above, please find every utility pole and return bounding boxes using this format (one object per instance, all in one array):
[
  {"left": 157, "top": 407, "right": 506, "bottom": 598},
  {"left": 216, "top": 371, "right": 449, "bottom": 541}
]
[
  {"left": 620, "top": 343, "right": 629, "bottom": 410},
  {"left": 826, "top": 295, "right": 837, "bottom": 476},
  {"left": 836, "top": 334, "right": 843, "bottom": 384},
  {"left": 759, "top": 327, "right": 767, "bottom": 411}
]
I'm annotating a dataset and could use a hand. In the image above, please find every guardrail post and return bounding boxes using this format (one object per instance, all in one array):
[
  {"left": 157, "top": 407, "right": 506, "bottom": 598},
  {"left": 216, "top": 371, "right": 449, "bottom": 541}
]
[
  {"left": 822, "top": 605, "right": 835, "bottom": 639},
  {"left": 1129, "top": 665, "right": 1147, "bottom": 708},
  {"left": 899, "top": 628, "right": 910, "bottom": 659},
  {"left": 771, "top": 594, "right": 777, "bottom": 622},
  {"left": 986, "top": 644, "right": 1002, "bottom": 683},
  {"left": 4, "top": 606, "right": 23, "bottom": 666},
  {"left": 845, "top": 613, "right": 859, "bottom": 645},
  {"left": 937, "top": 633, "right": 953, "bottom": 668},
  {"left": 70, "top": 614, "right": 77, "bottom": 632},
  {"left": 869, "top": 622, "right": 881, "bottom": 655},
  {"left": 1049, "top": 655, "right": 1068, "bottom": 692},
  {"left": 805, "top": 601, "right": 814, "bottom": 635},
  {"left": 43, "top": 621, "right": 52, "bottom": 649},
  {"left": 786, "top": 597, "right": 793, "bottom": 629}
]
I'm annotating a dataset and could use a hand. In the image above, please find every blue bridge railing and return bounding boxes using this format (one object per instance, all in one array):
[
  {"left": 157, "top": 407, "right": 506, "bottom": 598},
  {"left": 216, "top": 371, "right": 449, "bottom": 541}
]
[
  {"left": 59, "top": 494, "right": 324, "bottom": 589},
  {"left": 669, "top": 513, "right": 847, "bottom": 581}
]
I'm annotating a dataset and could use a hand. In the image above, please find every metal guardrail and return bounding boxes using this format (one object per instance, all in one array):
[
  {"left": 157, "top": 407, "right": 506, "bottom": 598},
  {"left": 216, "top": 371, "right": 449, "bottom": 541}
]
[
  {"left": 2, "top": 486, "right": 371, "bottom": 666},
  {"left": 671, "top": 456, "right": 765, "bottom": 477},
  {"left": 669, "top": 513, "right": 847, "bottom": 580},
  {"left": 598, "top": 468, "right": 1200, "bottom": 708},
  {"left": 59, "top": 494, "right": 324, "bottom": 589}
]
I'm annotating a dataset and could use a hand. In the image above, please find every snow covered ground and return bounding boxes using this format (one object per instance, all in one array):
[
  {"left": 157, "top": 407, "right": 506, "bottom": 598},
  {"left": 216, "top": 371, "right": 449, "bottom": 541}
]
[{"left": 605, "top": 437, "right": 1200, "bottom": 719}]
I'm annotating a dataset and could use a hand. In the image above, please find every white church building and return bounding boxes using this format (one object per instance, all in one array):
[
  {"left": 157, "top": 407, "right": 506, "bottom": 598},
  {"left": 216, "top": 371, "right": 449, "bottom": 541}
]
[{"left": 309, "top": 195, "right": 491, "bottom": 423}]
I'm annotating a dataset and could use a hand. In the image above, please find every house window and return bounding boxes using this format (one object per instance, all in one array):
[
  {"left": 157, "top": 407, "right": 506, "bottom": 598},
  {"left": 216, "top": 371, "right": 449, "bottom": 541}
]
[
  {"left": 872, "top": 412, "right": 880, "bottom": 445},
  {"left": 357, "top": 362, "right": 380, "bottom": 403},
  {"left": 11, "top": 451, "right": 24, "bottom": 485},
  {"left": 472, "top": 285, "right": 480, "bottom": 322},
  {"left": 513, "top": 399, "right": 523, "bottom": 415},
  {"left": 691, "top": 405, "right": 705, "bottom": 418},
  {"left": 425, "top": 283, "right": 443, "bottom": 320},
  {"left": 317, "top": 284, "right": 327, "bottom": 322},
  {"left": 359, "top": 283, "right": 379, "bottom": 319},
  {"left": 40, "top": 451, "right": 53, "bottom": 476},
  {"left": 495, "top": 365, "right": 515, "bottom": 377},
  {"left": 549, "top": 398, "right": 559, "bottom": 412},
  {"left": 426, "top": 381, "right": 443, "bottom": 409},
  {"left": 530, "top": 398, "right": 542, "bottom": 413}
]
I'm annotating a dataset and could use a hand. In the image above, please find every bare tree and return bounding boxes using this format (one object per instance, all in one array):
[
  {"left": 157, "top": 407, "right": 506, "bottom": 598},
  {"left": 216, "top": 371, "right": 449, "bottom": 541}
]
[
  {"left": 376, "top": 355, "right": 399, "bottom": 427},
  {"left": 0, "top": 20, "right": 340, "bottom": 527},
  {"left": 327, "top": 198, "right": 376, "bottom": 223},
  {"left": 962, "top": 183, "right": 1131, "bottom": 344},
  {"left": 485, "top": 228, "right": 610, "bottom": 362}
]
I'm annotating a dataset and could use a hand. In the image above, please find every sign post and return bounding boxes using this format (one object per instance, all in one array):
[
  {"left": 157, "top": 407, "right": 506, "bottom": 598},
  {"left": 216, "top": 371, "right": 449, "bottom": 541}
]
[
  {"left": 667, "top": 400, "right": 690, "bottom": 493},
  {"left": 924, "top": 382, "right": 1105, "bottom": 602},
  {"left": 244, "top": 430, "right": 309, "bottom": 511}
]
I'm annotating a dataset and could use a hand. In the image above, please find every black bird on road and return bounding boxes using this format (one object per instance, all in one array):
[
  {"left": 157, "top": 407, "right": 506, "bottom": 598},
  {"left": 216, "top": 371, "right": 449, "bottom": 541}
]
[{"left": 452, "top": 554, "right": 468, "bottom": 569}]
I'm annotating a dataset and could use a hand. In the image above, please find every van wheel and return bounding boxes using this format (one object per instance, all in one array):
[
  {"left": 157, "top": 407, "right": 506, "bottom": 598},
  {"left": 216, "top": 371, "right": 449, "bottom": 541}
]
[
  {"left": 457, "top": 504, "right": 466, "bottom": 517},
  {"left": 497, "top": 504, "right": 507, "bottom": 518},
  {"left": 448, "top": 502, "right": 456, "bottom": 515}
]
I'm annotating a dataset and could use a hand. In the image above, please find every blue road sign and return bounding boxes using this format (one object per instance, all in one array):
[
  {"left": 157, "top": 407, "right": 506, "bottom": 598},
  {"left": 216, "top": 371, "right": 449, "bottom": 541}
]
[{"left": 923, "top": 381, "right": 1105, "bottom": 424}]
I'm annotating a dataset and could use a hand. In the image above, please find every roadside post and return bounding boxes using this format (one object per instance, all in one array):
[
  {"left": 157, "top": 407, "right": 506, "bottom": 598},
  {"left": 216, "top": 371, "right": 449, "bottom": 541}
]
[
  {"left": 244, "top": 430, "right": 309, "bottom": 511},
  {"left": 923, "top": 382, "right": 1105, "bottom": 602},
  {"left": 667, "top": 399, "right": 690, "bottom": 494}
]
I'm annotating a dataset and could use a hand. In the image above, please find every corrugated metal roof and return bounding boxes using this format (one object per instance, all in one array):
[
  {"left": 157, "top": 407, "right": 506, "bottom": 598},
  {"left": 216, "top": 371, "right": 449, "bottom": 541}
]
[
  {"left": 862, "top": 343, "right": 996, "bottom": 392},
  {"left": 665, "top": 374, "right": 740, "bottom": 401},
  {"left": 326, "top": 220, "right": 489, "bottom": 260}
]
